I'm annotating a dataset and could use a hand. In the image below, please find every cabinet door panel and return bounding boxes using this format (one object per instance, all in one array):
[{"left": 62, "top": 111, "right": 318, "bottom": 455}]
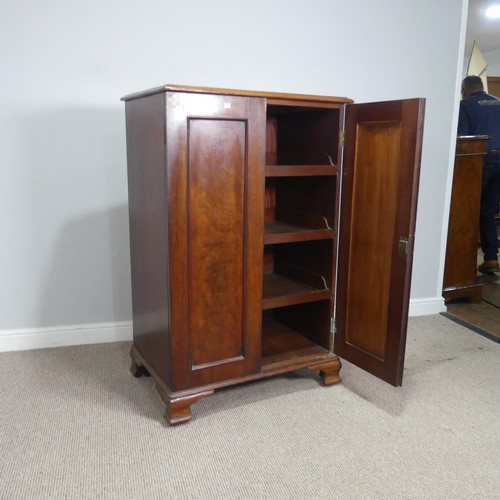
[
  {"left": 335, "top": 99, "right": 425, "bottom": 386},
  {"left": 188, "top": 119, "right": 246, "bottom": 367},
  {"left": 166, "top": 92, "right": 265, "bottom": 390}
]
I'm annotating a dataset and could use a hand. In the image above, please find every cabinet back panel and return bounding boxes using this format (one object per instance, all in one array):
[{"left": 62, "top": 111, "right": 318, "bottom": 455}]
[
  {"left": 266, "top": 107, "right": 340, "bottom": 166},
  {"left": 272, "top": 301, "right": 332, "bottom": 350},
  {"left": 274, "top": 240, "right": 334, "bottom": 289},
  {"left": 264, "top": 181, "right": 276, "bottom": 222},
  {"left": 274, "top": 177, "right": 336, "bottom": 228}
]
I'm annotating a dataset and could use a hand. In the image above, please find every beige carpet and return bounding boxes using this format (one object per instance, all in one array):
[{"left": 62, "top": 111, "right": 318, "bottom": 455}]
[{"left": 0, "top": 315, "right": 499, "bottom": 499}]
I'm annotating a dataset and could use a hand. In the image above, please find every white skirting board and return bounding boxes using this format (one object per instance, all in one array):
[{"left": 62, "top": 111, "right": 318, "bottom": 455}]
[
  {"left": 408, "top": 296, "right": 447, "bottom": 317},
  {"left": 0, "top": 297, "right": 445, "bottom": 353},
  {"left": 0, "top": 321, "right": 133, "bottom": 353}
]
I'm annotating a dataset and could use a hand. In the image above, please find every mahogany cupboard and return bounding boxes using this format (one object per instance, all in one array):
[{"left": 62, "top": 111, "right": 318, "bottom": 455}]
[
  {"left": 443, "top": 136, "right": 488, "bottom": 303},
  {"left": 122, "top": 85, "right": 425, "bottom": 425}
]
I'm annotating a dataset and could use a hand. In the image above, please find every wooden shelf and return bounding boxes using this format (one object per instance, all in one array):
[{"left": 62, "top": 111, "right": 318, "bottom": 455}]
[
  {"left": 265, "top": 220, "right": 334, "bottom": 244},
  {"left": 262, "top": 272, "right": 331, "bottom": 310},
  {"left": 265, "top": 165, "right": 338, "bottom": 177},
  {"left": 264, "top": 208, "right": 334, "bottom": 244},
  {"left": 261, "top": 319, "right": 328, "bottom": 368}
]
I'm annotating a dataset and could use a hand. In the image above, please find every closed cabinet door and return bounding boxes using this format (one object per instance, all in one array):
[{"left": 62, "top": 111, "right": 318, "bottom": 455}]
[
  {"left": 166, "top": 91, "right": 266, "bottom": 390},
  {"left": 335, "top": 98, "right": 425, "bottom": 386}
]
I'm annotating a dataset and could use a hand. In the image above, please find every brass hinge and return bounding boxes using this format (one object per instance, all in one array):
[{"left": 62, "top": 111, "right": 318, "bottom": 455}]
[
  {"left": 330, "top": 317, "right": 336, "bottom": 333},
  {"left": 339, "top": 130, "right": 345, "bottom": 148}
]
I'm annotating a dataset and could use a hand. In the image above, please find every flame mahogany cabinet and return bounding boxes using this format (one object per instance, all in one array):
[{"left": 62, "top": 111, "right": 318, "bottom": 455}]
[
  {"left": 122, "top": 84, "right": 425, "bottom": 425},
  {"left": 443, "top": 136, "right": 489, "bottom": 303}
]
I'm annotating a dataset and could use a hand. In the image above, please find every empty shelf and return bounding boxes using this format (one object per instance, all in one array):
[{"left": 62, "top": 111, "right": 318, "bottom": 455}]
[{"left": 262, "top": 273, "right": 331, "bottom": 309}]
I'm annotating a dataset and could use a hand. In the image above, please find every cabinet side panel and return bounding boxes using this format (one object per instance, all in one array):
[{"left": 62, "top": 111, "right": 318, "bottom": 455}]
[
  {"left": 188, "top": 119, "right": 246, "bottom": 367},
  {"left": 443, "top": 138, "right": 487, "bottom": 289},
  {"left": 125, "top": 94, "right": 170, "bottom": 383}
]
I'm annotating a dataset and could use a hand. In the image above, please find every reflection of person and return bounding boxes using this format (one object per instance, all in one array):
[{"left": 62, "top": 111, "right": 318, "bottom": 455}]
[{"left": 458, "top": 75, "right": 500, "bottom": 273}]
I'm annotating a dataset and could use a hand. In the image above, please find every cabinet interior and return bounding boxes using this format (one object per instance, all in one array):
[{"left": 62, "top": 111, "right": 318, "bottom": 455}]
[
  {"left": 261, "top": 301, "right": 332, "bottom": 368},
  {"left": 261, "top": 103, "right": 339, "bottom": 366},
  {"left": 266, "top": 104, "right": 340, "bottom": 166},
  {"left": 264, "top": 176, "right": 337, "bottom": 237}
]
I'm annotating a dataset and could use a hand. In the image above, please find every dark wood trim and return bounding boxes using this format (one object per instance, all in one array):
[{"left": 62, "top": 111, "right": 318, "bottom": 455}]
[{"left": 122, "top": 83, "right": 353, "bottom": 104}]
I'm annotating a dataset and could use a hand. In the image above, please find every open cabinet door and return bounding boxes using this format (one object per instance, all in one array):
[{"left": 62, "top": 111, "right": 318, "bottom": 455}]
[{"left": 334, "top": 99, "right": 425, "bottom": 386}]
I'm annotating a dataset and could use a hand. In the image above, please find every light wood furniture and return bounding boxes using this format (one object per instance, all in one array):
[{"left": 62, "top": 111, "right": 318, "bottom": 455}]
[
  {"left": 122, "top": 85, "right": 425, "bottom": 425},
  {"left": 443, "top": 136, "right": 489, "bottom": 303}
]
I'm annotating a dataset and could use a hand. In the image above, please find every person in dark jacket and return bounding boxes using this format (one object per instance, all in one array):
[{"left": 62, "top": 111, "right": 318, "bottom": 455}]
[{"left": 458, "top": 75, "right": 500, "bottom": 273}]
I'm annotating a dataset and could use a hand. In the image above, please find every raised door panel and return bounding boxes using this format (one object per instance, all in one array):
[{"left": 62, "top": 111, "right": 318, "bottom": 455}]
[
  {"left": 166, "top": 91, "right": 265, "bottom": 390},
  {"left": 335, "top": 99, "right": 425, "bottom": 386}
]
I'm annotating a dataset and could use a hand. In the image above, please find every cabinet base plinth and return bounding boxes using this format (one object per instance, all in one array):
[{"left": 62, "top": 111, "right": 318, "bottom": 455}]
[
  {"left": 158, "top": 387, "right": 214, "bottom": 426},
  {"left": 130, "top": 344, "right": 342, "bottom": 425},
  {"left": 307, "top": 357, "right": 342, "bottom": 385},
  {"left": 443, "top": 283, "right": 483, "bottom": 304},
  {"left": 130, "top": 348, "right": 151, "bottom": 378}
]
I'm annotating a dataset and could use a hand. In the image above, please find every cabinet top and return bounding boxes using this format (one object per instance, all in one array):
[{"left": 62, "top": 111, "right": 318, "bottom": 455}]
[
  {"left": 456, "top": 135, "right": 490, "bottom": 156},
  {"left": 121, "top": 83, "right": 353, "bottom": 105}
]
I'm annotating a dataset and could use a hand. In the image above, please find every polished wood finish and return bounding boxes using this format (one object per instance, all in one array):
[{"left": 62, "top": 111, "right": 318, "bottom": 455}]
[
  {"left": 262, "top": 272, "right": 331, "bottom": 309},
  {"left": 166, "top": 92, "right": 265, "bottom": 390},
  {"left": 261, "top": 318, "right": 328, "bottom": 363},
  {"left": 160, "top": 390, "right": 214, "bottom": 426},
  {"left": 130, "top": 345, "right": 213, "bottom": 425},
  {"left": 308, "top": 358, "right": 342, "bottom": 385},
  {"left": 125, "top": 93, "right": 171, "bottom": 383},
  {"left": 122, "top": 83, "right": 353, "bottom": 105},
  {"left": 130, "top": 340, "right": 340, "bottom": 425},
  {"left": 443, "top": 136, "right": 489, "bottom": 303},
  {"left": 123, "top": 85, "right": 424, "bottom": 423},
  {"left": 334, "top": 99, "right": 425, "bottom": 387},
  {"left": 487, "top": 76, "right": 500, "bottom": 97},
  {"left": 265, "top": 165, "right": 337, "bottom": 176}
]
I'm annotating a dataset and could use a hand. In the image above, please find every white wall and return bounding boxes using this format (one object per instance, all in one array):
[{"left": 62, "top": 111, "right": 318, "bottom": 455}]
[
  {"left": 485, "top": 49, "right": 500, "bottom": 76},
  {"left": 0, "top": 0, "right": 467, "bottom": 350}
]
